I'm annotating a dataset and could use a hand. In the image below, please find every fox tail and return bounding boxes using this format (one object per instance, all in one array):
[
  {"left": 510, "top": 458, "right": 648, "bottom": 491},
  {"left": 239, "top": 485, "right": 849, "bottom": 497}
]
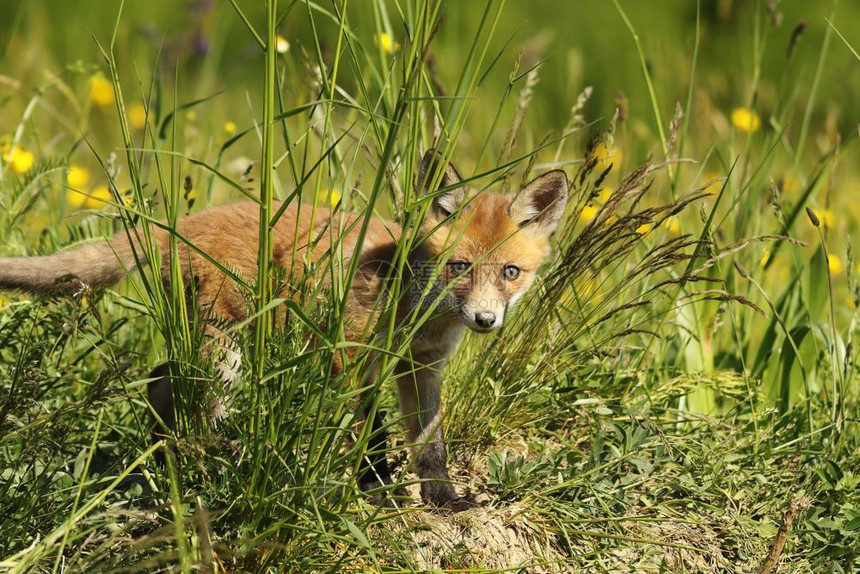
[{"left": 0, "top": 233, "right": 152, "bottom": 296}]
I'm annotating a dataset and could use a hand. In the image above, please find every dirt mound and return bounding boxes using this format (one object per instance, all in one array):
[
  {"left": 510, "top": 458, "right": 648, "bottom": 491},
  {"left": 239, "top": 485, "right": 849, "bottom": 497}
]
[
  {"left": 397, "top": 502, "right": 566, "bottom": 572},
  {"left": 385, "top": 503, "right": 762, "bottom": 572}
]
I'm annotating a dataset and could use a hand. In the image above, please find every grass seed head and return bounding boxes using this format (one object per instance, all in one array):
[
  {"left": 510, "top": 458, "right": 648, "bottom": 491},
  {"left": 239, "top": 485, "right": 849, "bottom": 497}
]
[{"left": 805, "top": 206, "right": 820, "bottom": 227}]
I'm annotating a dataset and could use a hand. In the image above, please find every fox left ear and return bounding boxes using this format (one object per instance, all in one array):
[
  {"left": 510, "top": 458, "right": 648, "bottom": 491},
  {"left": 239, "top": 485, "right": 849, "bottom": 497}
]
[
  {"left": 508, "top": 170, "right": 569, "bottom": 235},
  {"left": 417, "top": 149, "right": 467, "bottom": 219}
]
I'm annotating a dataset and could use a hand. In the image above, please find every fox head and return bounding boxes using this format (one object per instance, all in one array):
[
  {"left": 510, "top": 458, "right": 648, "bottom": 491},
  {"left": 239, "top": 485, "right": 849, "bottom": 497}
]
[{"left": 416, "top": 149, "right": 569, "bottom": 333}]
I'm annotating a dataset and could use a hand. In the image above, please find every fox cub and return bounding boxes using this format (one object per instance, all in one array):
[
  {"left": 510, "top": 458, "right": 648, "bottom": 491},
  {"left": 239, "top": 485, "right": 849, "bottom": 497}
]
[{"left": 0, "top": 150, "right": 568, "bottom": 510}]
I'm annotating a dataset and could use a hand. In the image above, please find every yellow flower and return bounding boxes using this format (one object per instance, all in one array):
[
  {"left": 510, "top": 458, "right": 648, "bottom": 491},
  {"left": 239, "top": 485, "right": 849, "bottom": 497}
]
[
  {"left": 67, "top": 166, "right": 90, "bottom": 188},
  {"left": 373, "top": 33, "right": 399, "bottom": 53},
  {"left": 810, "top": 208, "right": 835, "bottom": 229},
  {"left": 89, "top": 74, "right": 115, "bottom": 108},
  {"left": 560, "top": 279, "right": 602, "bottom": 307},
  {"left": 88, "top": 185, "right": 113, "bottom": 208},
  {"left": 578, "top": 279, "right": 602, "bottom": 302},
  {"left": 827, "top": 254, "right": 843, "bottom": 276},
  {"left": 3, "top": 147, "right": 34, "bottom": 173},
  {"left": 730, "top": 107, "right": 761, "bottom": 133},
  {"left": 635, "top": 223, "right": 652, "bottom": 235},
  {"left": 66, "top": 189, "right": 84, "bottom": 208},
  {"left": 128, "top": 102, "right": 147, "bottom": 130},
  {"left": 597, "top": 187, "right": 614, "bottom": 203},
  {"left": 581, "top": 279, "right": 598, "bottom": 296},
  {"left": 69, "top": 185, "right": 113, "bottom": 210},
  {"left": 316, "top": 188, "right": 340, "bottom": 207},
  {"left": 276, "top": 35, "right": 290, "bottom": 54},
  {"left": 579, "top": 205, "right": 599, "bottom": 224},
  {"left": 700, "top": 170, "right": 724, "bottom": 195},
  {"left": 760, "top": 249, "right": 771, "bottom": 268},
  {"left": 121, "top": 189, "right": 135, "bottom": 207},
  {"left": 185, "top": 110, "right": 197, "bottom": 122},
  {"left": 593, "top": 141, "right": 622, "bottom": 170},
  {"left": 223, "top": 121, "right": 237, "bottom": 136},
  {"left": 663, "top": 218, "right": 680, "bottom": 235}
]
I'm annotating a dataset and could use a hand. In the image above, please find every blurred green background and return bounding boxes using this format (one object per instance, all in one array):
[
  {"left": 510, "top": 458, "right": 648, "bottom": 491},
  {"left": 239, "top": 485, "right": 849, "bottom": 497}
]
[{"left": 2, "top": 0, "right": 857, "bottom": 158}]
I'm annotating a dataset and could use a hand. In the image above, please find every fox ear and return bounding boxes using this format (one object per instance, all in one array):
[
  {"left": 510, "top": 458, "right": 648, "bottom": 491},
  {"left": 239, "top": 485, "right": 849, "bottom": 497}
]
[
  {"left": 508, "top": 170, "right": 569, "bottom": 235},
  {"left": 417, "top": 149, "right": 466, "bottom": 218}
]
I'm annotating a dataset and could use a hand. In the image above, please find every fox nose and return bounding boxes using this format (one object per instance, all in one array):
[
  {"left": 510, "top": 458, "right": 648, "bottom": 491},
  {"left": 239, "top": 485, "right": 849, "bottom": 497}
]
[{"left": 474, "top": 312, "right": 497, "bottom": 329}]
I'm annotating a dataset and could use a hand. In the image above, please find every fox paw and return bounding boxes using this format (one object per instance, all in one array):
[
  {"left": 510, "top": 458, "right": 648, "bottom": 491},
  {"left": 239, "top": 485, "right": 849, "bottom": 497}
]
[
  {"left": 421, "top": 480, "right": 477, "bottom": 513},
  {"left": 439, "top": 495, "right": 478, "bottom": 513}
]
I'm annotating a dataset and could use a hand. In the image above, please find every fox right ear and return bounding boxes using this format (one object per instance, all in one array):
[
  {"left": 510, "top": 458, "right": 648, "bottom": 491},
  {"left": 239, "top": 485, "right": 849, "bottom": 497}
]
[
  {"left": 508, "top": 170, "right": 569, "bottom": 236},
  {"left": 417, "top": 149, "right": 466, "bottom": 218}
]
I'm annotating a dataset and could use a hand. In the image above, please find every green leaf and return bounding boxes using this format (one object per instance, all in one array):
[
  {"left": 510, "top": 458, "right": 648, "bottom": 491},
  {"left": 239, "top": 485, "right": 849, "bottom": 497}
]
[
  {"left": 805, "top": 247, "right": 829, "bottom": 323},
  {"left": 342, "top": 518, "right": 371, "bottom": 549}
]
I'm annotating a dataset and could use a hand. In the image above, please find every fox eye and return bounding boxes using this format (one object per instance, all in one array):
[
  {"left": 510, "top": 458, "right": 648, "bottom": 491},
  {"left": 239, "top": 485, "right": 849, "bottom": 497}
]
[
  {"left": 448, "top": 261, "right": 470, "bottom": 276},
  {"left": 503, "top": 265, "right": 521, "bottom": 280}
]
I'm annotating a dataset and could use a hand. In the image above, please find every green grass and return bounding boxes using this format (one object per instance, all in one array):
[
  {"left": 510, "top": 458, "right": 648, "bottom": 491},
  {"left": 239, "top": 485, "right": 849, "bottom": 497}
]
[{"left": 1, "top": 0, "right": 859, "bottom": 572}]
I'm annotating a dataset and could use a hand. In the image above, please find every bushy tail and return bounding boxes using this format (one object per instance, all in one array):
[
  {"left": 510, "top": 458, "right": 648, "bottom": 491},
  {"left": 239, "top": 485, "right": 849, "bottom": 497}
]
[{"left": 0, "top": 233, "right": 154, "bottom": 296}]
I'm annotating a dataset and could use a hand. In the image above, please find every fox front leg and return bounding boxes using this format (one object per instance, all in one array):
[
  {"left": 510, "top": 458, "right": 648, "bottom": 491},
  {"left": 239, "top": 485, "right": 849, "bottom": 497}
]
[
  {"left": 396, "top": 358, "right": 473, "bottom": 511},
  {"left": 147, "top": 362, "right": 175, "bottom": 466},
  {"left": 356, "top": 406, "right": 395, "bottom": 491}
]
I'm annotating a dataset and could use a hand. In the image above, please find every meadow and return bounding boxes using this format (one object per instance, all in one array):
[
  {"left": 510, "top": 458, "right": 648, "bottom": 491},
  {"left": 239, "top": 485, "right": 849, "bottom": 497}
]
[{"left": 1, "top": 0, "right": 859, "bottom": 571}]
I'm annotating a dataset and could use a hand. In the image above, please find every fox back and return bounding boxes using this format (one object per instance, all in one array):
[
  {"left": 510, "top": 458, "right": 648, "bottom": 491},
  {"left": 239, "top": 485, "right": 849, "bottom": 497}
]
[{"left": 0, "top": 155, "right": 567, "bottom": 346}]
